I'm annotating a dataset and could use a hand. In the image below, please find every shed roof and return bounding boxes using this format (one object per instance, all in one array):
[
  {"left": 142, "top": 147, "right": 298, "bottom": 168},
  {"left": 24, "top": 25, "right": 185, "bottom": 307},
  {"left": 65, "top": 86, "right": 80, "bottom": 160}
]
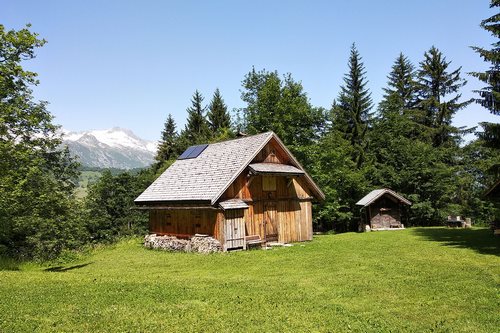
[
  {"left": 249, "top": 163, "right": 305, "bottom": 175},
  {"left": 356, "top": 188, "right": 411, "bottom": 207},
  {"left": 135, "top": 132, "right": 324, "bottom": 206},
  {"left": 219, "top": 199, "right": 249, "bottom": 210}
]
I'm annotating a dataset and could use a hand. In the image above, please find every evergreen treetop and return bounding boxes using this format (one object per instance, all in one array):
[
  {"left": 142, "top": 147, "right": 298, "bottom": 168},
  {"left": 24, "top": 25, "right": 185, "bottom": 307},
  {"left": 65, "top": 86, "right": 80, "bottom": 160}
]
[
  {"left": 379, "top": 53, "right": 417, "bottom": 115},
  {"left": 470, "top": 0, "right": 500, "bottom": 115},
  {"left": 331, "top": 43, "right": 373, "bottom": 168},
  {"left": 183, "top": 90, "right": 210, "bottom": 143},
  {"left": 207, "top": 88, "right": 231, "bottom": 132},
  {"left": 417, "top": 46, "right": 471, "bottom": 147},
  {"left": 155, "top": 113, "right": 178, "bottom": 164}
]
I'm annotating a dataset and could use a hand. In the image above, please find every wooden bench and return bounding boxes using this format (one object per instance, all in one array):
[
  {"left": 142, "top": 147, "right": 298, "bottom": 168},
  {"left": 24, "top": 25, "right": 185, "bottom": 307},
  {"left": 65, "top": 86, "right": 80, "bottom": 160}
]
[{"left": 245, "top": 235, "right": 265, "bottom": 249}]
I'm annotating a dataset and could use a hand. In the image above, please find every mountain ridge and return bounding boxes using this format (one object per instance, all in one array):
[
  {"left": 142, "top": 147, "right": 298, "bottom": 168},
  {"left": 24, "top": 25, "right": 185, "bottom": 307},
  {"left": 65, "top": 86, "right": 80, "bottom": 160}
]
[{"left": 62, "top": 127, "right": 157, "bottom": 169}]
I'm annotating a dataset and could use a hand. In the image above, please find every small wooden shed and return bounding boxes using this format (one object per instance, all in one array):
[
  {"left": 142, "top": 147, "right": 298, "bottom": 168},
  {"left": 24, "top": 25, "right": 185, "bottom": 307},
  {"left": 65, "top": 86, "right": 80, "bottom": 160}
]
[
  {"left": 135, "top": 132, "right": 325, "bottom": 250},
  {"left": 356, "top": 188, "right": 411, "bottom": 231}
]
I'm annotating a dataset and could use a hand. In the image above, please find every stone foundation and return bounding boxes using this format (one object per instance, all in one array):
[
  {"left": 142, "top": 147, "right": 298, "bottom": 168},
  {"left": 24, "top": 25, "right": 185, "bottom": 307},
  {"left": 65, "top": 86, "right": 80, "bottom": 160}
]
[{"left": 144, "top": 234, "right": 222, "bottom": 253}]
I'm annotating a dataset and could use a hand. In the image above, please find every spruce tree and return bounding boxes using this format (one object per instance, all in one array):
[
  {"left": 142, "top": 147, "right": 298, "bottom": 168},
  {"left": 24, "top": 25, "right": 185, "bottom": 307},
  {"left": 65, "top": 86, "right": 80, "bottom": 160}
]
[
  {"left": 417, "top": 46, "right": 471, "bottom": 147},
  {"left": 379, "top": 53, "right": 417, "bottom": 116},
  {"left": 155, "top": 114, "right": 178, "bottom": 164},
  {"left": 183, "top": 90, "right": 210, "bottom": 144},
  {"left": 470, "top": 0, "right": 500, "bottom": 148},
  {"left": 331, "top": 43, "right": 373, "bottom": 168},
  {"left": 376, "top": 53, "right": 430, "bottom": 141},
  {"left": 207, "top": 88, "right": 231, "bottom": 133}
]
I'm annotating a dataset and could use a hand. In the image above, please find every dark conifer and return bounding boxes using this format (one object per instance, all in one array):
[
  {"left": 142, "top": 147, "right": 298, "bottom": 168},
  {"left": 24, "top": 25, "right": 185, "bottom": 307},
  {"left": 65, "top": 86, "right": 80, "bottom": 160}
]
[
  {"left": 155, "top": 114, "right": 178, "bottom": 163},
  {"left": 207, "top": 88, "right": 231, "bottom": 132},
  {"left": 417, "top": 46, "right": 471, "bottom": 147},
  {"left": 331, "top": 43, "right": 373, "bottom": 168},
  {"left": 183, "top": 90, "right": 210, "bottom": 143},
  {"left": 379, "top": 53, "right": 417, "bottom": 115},
  {"left": 470, "top": 0, "right": 500, "bottom": 148}
]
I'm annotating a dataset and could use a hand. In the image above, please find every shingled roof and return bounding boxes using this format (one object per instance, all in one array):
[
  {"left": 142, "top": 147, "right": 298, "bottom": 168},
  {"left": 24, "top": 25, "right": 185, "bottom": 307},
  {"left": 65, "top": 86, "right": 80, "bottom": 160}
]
[
  {"left": 135, "top": 132, "right": 324, "bottom": 206},
  {"left": 356, "top": 188, "right": 411, "bottom": 207},
  {"left": 249, "top": 163, "right": 305, "bottom": 175}
]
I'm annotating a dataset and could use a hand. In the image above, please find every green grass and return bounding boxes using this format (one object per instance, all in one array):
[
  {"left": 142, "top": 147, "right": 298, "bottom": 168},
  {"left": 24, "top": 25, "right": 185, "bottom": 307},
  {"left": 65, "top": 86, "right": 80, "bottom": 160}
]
[{"left": 1, "top": 228, "right": 498, "bottom": 332}]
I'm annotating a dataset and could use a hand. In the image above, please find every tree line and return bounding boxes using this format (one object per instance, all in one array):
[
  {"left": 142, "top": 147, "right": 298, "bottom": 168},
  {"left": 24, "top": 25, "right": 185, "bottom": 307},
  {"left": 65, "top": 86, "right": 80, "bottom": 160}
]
[{"left": 0, "top": 1, "right": 498, "bottom": 260}]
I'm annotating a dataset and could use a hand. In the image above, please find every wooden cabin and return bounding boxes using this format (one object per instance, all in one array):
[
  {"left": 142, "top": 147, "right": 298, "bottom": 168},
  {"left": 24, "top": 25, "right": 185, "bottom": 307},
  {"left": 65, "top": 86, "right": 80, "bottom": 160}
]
[
  {"left": 134, "top": 132, "right": 325, "bottom": 250},
  {"left": 356, "top": 189, "right": 411, "bottom": 231}
]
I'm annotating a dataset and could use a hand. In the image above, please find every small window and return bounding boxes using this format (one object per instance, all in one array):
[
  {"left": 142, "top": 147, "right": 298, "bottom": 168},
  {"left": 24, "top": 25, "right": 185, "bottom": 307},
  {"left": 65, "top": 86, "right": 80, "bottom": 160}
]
[{"left": 262, "top": 176, "right": 276, "bottom": 191}]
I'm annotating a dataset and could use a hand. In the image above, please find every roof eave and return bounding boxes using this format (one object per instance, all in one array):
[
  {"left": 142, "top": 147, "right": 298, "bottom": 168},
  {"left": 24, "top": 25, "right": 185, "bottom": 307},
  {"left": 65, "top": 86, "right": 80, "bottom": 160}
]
[{"left": 134, "top": 199, "right": 213, "bottom": 206}]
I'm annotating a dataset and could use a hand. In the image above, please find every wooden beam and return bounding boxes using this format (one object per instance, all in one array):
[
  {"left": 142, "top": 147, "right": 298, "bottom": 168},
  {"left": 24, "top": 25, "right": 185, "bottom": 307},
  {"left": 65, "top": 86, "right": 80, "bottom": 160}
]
[{"left": 246, "top": 174, "right": 255, "bottom": 187}]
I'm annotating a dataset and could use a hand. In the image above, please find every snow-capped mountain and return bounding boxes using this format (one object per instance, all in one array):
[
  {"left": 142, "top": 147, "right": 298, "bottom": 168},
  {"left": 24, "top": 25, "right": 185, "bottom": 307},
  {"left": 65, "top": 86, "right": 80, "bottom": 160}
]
[{"left": 62, "top": 127, "right": 157, "bottom": 169}]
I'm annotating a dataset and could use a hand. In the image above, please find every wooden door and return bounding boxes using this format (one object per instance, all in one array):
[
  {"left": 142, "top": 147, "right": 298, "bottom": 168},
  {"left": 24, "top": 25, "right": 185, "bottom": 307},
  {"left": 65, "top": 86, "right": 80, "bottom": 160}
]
[
  {"left": 224, "top": 209, "right": 245, "bottom": 250},
  {"left": 264, "top": 202, "right": 278, "bottom": 242}
]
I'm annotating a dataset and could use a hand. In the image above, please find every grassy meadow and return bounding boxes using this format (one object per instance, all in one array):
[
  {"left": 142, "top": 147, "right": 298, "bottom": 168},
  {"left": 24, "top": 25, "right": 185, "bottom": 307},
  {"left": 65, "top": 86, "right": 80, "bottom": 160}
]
[{"left": 0, "top": 227, "right": 498, "bottom": 333}]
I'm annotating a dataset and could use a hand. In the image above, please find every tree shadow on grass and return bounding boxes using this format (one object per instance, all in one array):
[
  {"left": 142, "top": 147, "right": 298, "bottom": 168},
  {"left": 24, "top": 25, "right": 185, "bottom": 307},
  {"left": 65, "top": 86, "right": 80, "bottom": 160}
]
[
  {"left": 413, "top": 228, "right": 499, "bottom": 257},
  {"left": 44, "top": 262, "right": 92, "bottom": 272}
]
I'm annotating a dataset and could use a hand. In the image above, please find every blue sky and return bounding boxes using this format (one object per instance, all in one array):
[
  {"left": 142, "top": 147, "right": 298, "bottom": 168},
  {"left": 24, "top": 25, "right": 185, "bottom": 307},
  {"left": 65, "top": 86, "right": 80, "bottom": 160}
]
[{"left": 2, "top": 0, "right": 498, "bottom": 141}]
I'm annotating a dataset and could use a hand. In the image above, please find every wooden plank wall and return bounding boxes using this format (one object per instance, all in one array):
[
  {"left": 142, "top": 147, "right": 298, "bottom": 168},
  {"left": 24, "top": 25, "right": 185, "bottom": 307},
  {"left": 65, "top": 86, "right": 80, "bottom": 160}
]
[{"left": 149, "top": 209, "right": 218, "bottom": 238}]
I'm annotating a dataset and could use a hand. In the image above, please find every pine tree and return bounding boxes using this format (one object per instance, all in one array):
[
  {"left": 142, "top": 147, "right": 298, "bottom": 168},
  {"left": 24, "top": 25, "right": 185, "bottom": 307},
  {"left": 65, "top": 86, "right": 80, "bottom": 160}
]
[
  {"left": 379, "top": 53, "right": 417, "bottom": 116},
  {"left": 376, "top": 53, "right": 431, "bottom": 141},
  {"left": 331, "top": 43, "right": 373, "bottom": 168},
  {"left": 207, "top": 88, "right": 231, "bottom": 133},
  {"left": 417, "top": 46, "right": 471, "bottom": 147},
  {"left": 470, "top": 0, "right": 500, "bottom": 148},
  {"left": 155, "top": 114, "right": 178, "bottom": 164},
  {"left": 183, "top": 90, "right": 210, "bottom": 144}
]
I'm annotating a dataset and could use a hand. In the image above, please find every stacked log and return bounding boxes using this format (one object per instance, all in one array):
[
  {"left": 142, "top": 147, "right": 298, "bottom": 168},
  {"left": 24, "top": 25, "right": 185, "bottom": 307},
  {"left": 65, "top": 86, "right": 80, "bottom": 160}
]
[{"left": 143, "top": 234, "right": 222, "bottom": 253}]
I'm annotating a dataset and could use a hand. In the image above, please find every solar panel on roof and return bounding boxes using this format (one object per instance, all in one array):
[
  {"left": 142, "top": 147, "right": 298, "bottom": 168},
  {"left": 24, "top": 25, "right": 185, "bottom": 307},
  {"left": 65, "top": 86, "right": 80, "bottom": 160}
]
[
  {"left": 188, "top": 144, "right": 208, "bottom": 158},
  {"left": 178, "top": 146, "right": 196, "bottom": 159},
  {"left": 177, "top": 144, "right": 208, "bottom": 160}
]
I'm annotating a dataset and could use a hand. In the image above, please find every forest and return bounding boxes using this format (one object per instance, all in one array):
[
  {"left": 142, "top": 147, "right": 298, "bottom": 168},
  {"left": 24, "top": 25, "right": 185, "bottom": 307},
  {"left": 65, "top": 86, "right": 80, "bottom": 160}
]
[{"left": 0, "top": 2, "right": 498, "bottom": 260}]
